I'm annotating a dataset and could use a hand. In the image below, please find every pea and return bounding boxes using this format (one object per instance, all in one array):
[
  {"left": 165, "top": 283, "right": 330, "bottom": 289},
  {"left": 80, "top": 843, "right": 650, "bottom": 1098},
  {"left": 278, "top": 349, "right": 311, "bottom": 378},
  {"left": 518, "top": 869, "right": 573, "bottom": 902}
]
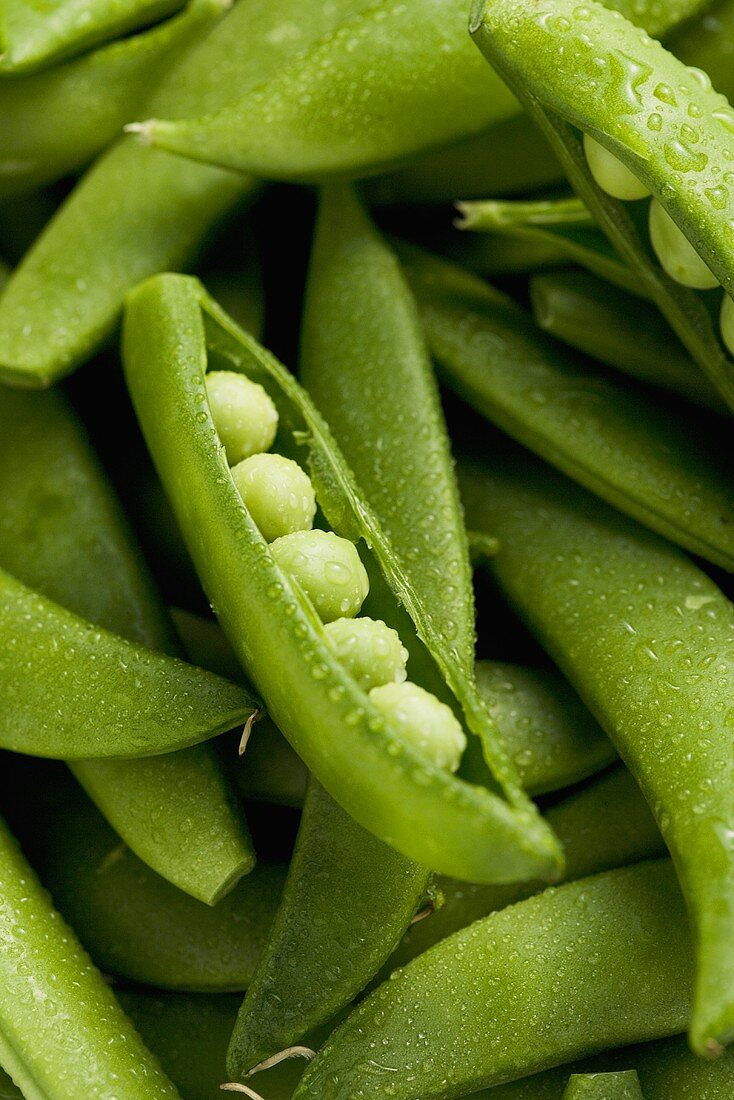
[
  {"left": 270, "top": 529, "right": 369, "bottom": 623},
  {"left": 369, "top": 681, "right": 466, "bottom": 773},
  {"left": 231, "top": 453, "right": 316, "bottom": 543},
  {"left": 583, "top": 135, "right": 650, "bottom": 200},
  {"left": 648, "top": 199, "right": 719, "bottom": 290},
  {"left": 205, "top": 370, "right": 278, "bottom": 466},
  {"left": 324, "top": 616, "right": 408, "bottom": 692}
]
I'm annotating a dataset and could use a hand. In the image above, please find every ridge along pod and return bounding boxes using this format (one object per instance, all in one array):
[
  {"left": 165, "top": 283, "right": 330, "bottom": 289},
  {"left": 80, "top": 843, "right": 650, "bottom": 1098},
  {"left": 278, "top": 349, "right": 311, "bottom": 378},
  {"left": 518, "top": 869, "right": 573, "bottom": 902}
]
[{"left": 122, "top": 272, "right": 563, "bottom": 884}]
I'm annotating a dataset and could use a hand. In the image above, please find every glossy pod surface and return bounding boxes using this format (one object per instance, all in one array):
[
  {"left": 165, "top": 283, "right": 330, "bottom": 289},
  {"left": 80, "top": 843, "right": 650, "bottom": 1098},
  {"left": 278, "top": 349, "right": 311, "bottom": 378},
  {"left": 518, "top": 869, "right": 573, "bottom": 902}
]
[
  {"left": 563, "top": 1071, "right": 643, "bottom": 1098},
  {"left": 460, "top": 443, "right": 734, "bottom": 1055},
  {"left": 123, "top": 273, "right": 561, "bottom": 883},
  {"left": 296, "top": 861, "right": 692, "bottom": 1099}
]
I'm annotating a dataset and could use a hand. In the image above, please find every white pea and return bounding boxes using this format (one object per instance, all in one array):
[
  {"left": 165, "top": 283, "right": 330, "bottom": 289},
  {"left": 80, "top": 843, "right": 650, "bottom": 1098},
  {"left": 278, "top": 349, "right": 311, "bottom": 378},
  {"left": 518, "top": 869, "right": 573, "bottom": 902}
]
[
  {"left": 270, "top": 529, "right": 369, "bottom": 623},
  {"left": 583, "top": 134, "right": 651, "bottom": 200},
  {"left": 325, "top": 617, "right": 408, "bottom": 692},
  {"left": 648, "top": 199, "right": 719, "bottom": 290},
  {"left": 231, "top": 453, "right": 316, "bottom": 543},
  {"left": 369, "top": 681, "right": 466, "bottom": 772},
  {"left": 720, "top": 293, "right": 734, "bottom": 356},
  {"left": 206, "top": 370, "right": 278, "bottom": 465}
]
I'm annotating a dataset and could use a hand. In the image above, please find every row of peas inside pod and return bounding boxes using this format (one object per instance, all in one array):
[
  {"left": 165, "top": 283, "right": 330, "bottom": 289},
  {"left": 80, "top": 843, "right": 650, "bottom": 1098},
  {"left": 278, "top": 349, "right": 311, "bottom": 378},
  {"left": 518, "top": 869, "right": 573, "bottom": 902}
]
[{"left": 205, "top": 369, "right": 467, "bottom": 772}]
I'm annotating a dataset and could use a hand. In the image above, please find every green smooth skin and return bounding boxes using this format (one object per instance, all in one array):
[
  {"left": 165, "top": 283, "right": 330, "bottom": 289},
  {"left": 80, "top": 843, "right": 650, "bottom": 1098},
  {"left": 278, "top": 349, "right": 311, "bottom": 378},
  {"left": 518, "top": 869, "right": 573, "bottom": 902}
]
[
  {"left": 0, "top": 386, "right": 254, "bottom": 904},
  {"left": 29, "top": 774, "right": 285, "bottom": 992},
  {"left": 0, "top": 0, "right": 225, "bottom": 198},
  {"left": 0, "top": 815, "right": 181, "bottom": 1099},
  {"left": 470, "top": 0, "right": 734, "bottom": 410},
  {"left": 227, "top": 780, "right": 430, "bottom": 1078},
  {"left": 400, "top": 246, "right": 734, "bottom": 571},
  {"left": 459, "top": 443, "right": 734, "bottom": 1055},
  {"left": 389, "top": 765, "right": 665, "bottom": 971},
  {"left": 0, "top": 564, "right": 254, "bottom": 758},
  {"left": 295, "top": 861, "right": 693, "bottom": 1100},
  {"left": 123, "top": 274, "right": 561, "bottom": 884},
  {"left": 0, "top": 0, "right": 182, "bottom": 73},
  {"left": 476, "top": 661, "right": 615, "bottom": 796},
  {"left": 136, "top": 0, "right": 713, "bottom": 179},
  {"left": 301, "top": 184, "right": 532, "bottom": 805},
  {"left": 529, "top": 269, "right": 725, "bottom": 412},
  {"left": 563, "top": 1071, "right": 643, "bottom": 1099}
]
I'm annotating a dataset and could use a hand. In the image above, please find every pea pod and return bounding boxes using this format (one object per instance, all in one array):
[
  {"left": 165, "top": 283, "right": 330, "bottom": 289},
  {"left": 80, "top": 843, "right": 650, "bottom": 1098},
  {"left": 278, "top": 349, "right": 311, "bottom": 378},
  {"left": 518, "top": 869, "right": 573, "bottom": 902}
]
[
  {"left": 227, "top": 780, "right": 430, "bottom": 1078},
  {"left": 0, "top": 564, "right": 254, "bottom": 758},
  {"left": 459, "top": 440, "right": 734, "bottom": 1055},
  {"left": 391, "top": 765, "right": 665, "bottom": 970},
  {"left": 0, "top": 0, "right": 225, "bottom": 199},
  {"left": 400, "top": 245, "right": 734, "bottom": 572},
  {"left": 529, "top": 269, "right": 725, "bottom": 412},
  {"left": 21, "top": 768, "right": 285, "bottom": 992},
  {"left": 123, "top": 273, "right": 561, "bottom": 883},
  {"left": 295, "top": 860, "right": 692, "bottom": 1099},
  {"left": 0, "top": 0, "right": 182, "bottom": 73},
  {"left": 0, "top": 815, "right": 181, "bottom": 1099},
  {"left": 131, "top": 0, "right": 712, "bottom": 179},
  {"left": 0, "top": 386, "right": 255, "bottom": 903},
  {"left": 563, "top": 1072, "right": 643, "bottom": 1099},
  {"left": 470, "top": 0, "right": 734, "bottom": 409}
]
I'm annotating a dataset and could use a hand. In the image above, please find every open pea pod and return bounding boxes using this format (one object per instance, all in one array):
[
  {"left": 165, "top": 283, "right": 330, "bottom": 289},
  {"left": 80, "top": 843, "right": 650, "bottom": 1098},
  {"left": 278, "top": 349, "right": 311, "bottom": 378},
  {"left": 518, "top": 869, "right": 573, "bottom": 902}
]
[
  {"left": 0, "top": 815, "right": 181, "bottom": 1099},
  {"left": 460, "top": 439, "right": 734, "bottom": 1056},
  {"left": 227, "top": 779, "right": 431, "bottom": 1079},
  {"left": 132, "top": 0, "right": 712, "bottom": 179},
  {"left": 295, "top": 860, "right": 692, "bottom": 1099},
  {"left": 400, "top": 245, "right": 734, "bottom": 572},
  {"left": 0, "top": 565, "right": 254, "bottom": 758},
  {"left": 0, "top": 0, "right": 225, "bottom": 199},
  {"left": 0, "top": 0, "right": 182, "bottom": 73},
  {"left": 470, "top": 0, "right": 734, "bottom": 411},
  {"left": 391, "top": 765, "right": 665, "bottom": 970},
  {"left": 0, "top": 388, "right": 254, "bottom": 905},
  {"left": 123, "top": 272, "right": 562, "bottom": 884},
  {"left": 22, "top": 768, "right": 284, "bottom": 992},
  {"left": 529, "top": 269, "right": 725, "bottom": 412}
]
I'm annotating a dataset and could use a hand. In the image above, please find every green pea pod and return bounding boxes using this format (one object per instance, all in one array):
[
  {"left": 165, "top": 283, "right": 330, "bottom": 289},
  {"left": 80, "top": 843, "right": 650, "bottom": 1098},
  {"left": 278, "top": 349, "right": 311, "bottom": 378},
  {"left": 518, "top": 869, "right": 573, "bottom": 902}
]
[
  {"left": 123, "top": 273, "right": 561, "bottom": 884},
  {"left": 400, "top": 245, "right": 734, "bottom": 572},
  {"left": 0, "top": 0, "right": 226, "bottom": 199},
  {"left": 670, "top": 0, "right": 734, "bottom": 104},
  {"left": 26, "top": 771, "right": 284, "bottom": 992},
  {"left": 132, "top": 0, "right": 711, "bottom": 179},
  {"left": 563, "top": 1072, "right": 644, "bottom": 1099},
  {"left": 460, "top": 441, "right": 734, "bottom": 1055},
  {"left": 0, "top": 386, "right": 256, "bottom": 904},
  {"left": 470, "top": 0, "right": 734, "bottom": 410},
  {"left": 0, "top": 815, "right": 181, "bottom": 1099},
  {"left": 0, "top": 0, "right": 182, "bottom": 73},
  {"left": 295, "top": 860, "right": 692, "bottom": 1100},
  {"left": 529, "top": 269, "right": 725, "bottom": 412},
  {"left": 227, "top": 780, "right": 430, "bottom": 1078},
  {"left": 0, "top": 565, "right": 254, "bottom": 758},
  {"left": 392, "top": 765, "right": 665, "bottom": 970}
]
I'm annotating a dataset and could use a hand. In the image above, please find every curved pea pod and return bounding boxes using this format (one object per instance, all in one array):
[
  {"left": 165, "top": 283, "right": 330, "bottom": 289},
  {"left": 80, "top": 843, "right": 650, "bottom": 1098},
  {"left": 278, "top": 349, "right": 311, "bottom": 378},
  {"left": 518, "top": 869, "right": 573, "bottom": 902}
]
[
  {"left": 0, "top": 565, "right": 255, "bottom": 758},
  {"left": 0, "top": 0, "right": 226, "bottom": 199},
  {"left": 392, "top": 765, "right": 665, "bottom": 969},
  {"left": 470, "top": 0, "right": 734, "bottom": 410},
  {"left": 0, "top": 386, "right": 255, "bottom": 904},
  {"left": 460, "top": 441, "right": 734, "bottom": 1056},
  {"left": 295, "top": 860, "right": 692, "bottom": 1099},
  {"left": 400, "top": 245, "right": 734, "bottom": 572},
  {"left": 0, "top": 0, "right": 182, "bottom": 74},
  {"left": 123, "top": 272, "right": 562, "bottom": 884},
  {"left": 0, "top": 815, "right": 181, "bottom": 1099},
  {"left": 227, "top": 780, "right": 430, "bottom": 1078},
  {"left": 132, "top": 0, "right": 714, "bottom": 179},
  {"left": 26, "top": 772, "right": 284, "bottom": 992},
  {"left": 529, "top": 269, "right": 725, "bottom": 412},
  {"left": 563, "top": 1072, "right": 643, "bottom": 1099},
  {"left": 670, "top": 0, "right": 734, "bottom": 105}
]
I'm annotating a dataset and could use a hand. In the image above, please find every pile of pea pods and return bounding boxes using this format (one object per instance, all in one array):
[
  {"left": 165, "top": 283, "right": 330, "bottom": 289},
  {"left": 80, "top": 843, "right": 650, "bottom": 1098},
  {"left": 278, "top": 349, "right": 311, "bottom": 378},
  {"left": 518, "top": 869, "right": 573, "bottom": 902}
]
[{"left": 5, "top": 0, "right": 734, "bottom": 1097}]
